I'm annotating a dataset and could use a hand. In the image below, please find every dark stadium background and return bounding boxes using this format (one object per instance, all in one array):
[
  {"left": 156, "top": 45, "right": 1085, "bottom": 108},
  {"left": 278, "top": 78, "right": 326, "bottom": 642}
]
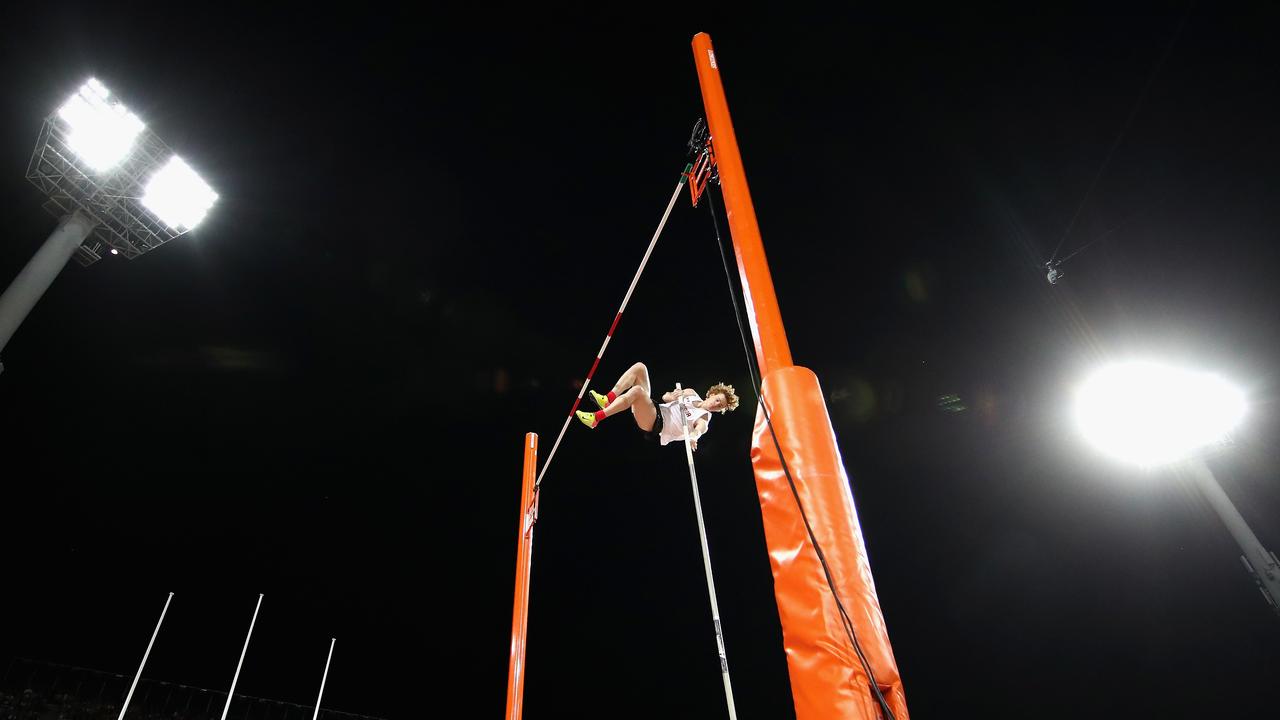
[{"left": 3, "top": 4, "right": 1279, "bottom": 718}]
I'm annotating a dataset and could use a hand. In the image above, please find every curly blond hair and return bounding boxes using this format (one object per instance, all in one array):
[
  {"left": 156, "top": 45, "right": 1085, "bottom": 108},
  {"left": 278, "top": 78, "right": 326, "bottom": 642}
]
[{"left": 706, "top": 382, "right": 740, "bottom": 414}]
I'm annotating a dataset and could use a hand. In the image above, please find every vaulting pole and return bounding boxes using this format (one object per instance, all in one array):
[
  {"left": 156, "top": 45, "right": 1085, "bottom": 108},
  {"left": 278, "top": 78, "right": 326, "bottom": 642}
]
[
  {"left": 505, "top": 433, "right": 539, "bottom": 720},
  {"left": 676, "top": 383, "right": 738, "bottom": 719},
  {"left": 692, "top": 32, "right": 909, "bottom": 719},
  {"left": 534, "top": 180, "right": 685, "bottom": 493}
]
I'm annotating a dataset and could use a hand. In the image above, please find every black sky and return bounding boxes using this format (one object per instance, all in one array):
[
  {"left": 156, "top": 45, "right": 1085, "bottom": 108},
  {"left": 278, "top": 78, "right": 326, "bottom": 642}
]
[{"left": 2, "top": 3, "right": 1279, "bottom": 718}]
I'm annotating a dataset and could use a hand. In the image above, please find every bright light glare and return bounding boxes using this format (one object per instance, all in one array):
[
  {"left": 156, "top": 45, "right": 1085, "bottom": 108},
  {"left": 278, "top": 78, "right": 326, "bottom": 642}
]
[
  {"left": 1074, "top": 361, "right": 1246, "bottom": 467},
  {"left": 141, "top": 156, "right": 218, "bottom": 231},
  {"left": 57, "top": 78, "right": 145, "bottom": 172}
]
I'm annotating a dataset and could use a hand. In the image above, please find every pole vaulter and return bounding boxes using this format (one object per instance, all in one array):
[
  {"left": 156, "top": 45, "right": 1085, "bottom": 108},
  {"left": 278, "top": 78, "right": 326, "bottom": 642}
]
[{"left": 504, "top": 34, "right": 910, "bottom": 720}]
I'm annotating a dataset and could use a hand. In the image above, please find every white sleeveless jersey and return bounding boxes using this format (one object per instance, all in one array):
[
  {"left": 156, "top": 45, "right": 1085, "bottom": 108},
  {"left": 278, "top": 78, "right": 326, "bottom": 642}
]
[{"left": 658, "top": 392, "right": 712, "bottom": 446}]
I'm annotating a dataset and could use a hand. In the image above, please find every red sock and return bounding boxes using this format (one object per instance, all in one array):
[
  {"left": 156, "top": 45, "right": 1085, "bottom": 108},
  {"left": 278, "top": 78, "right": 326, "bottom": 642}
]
[
  {"left": 606, "top": 391, "right": 617, "bottom": 404},
  {"left": 594, "top": 410, "right": 607, "bottom": 424}
]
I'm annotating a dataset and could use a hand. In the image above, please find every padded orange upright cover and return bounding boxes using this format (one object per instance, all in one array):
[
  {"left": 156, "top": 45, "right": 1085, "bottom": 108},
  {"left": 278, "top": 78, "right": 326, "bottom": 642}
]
[{"left": 752, "top": 367, "right": 908, "bottom": 719}]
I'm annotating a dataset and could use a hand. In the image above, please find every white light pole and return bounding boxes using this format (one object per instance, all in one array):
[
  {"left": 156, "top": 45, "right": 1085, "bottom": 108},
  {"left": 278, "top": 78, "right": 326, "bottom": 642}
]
[
  {"left": 311, "top": 638, "right": 335, "bottom": 720},
  {"left": 0, "top": 210, "right": 97, "bottom": 356},
  {"left": 1, "top": 78, "right": 217, "bottom": 373},
  {"left": 1182, "top": 459, "right": 1280, "bottom": 612},
  {"left": 220, "top": 594, "right": 264, "bottom": 720},
  {"left": 117, "top": 592, "right": 174, "bottom": 720},
  {"left": 1074, "top": 360, "right": 1280, "bottom": 615}
]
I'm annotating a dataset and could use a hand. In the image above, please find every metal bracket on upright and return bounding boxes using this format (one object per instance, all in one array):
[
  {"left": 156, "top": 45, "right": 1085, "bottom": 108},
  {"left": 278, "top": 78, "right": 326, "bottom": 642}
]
[
  {"left": 523, "top": 489, "right": 539, "bottom": 537},
  {"left": 683, "top": 119, "right": 718, "bottom": 207},
  {"left": 522, "top": 491, "right": 537, "bottom": 532}
]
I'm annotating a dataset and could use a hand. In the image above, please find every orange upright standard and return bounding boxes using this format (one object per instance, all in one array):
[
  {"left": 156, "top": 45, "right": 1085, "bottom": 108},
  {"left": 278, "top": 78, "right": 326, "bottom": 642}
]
[
  {"left": 505, "top": 433, "right": 538, "bottom": 720},
  {"left": 692, "top": 33, "right": 909, "bottom": 719}
]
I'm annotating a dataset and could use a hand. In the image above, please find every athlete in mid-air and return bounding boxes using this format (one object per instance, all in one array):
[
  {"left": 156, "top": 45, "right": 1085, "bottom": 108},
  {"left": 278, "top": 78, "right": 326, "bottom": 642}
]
[{"left": 576, "top": 362, "right": 739, "bottom": 451}]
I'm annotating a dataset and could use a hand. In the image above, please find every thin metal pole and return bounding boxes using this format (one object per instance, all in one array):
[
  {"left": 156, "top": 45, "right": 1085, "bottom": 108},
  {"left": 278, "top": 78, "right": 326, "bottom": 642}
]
[
  {"left": 676, "top": 384, "right": 738, "bottom": 719},
  {"left": 116, "top": 592, "right": 174, "bottom": 720},
  {"left": 310, "top": 639, "right": 335, "bottom": 720},
  {"left": 220, "top": 594, "right": 264, "bottom": 720}
]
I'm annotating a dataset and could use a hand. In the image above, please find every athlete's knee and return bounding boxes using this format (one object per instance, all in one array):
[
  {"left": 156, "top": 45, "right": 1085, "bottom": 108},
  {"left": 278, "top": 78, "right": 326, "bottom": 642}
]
[{"left": 630, "top": 361, "right": 648, "bottom": 376}]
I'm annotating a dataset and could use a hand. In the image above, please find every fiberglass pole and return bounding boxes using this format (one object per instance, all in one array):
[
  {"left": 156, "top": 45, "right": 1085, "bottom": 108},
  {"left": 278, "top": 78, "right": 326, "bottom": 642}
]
[{"left": 676, "top": 383, "right": 738, "bottom": 719}]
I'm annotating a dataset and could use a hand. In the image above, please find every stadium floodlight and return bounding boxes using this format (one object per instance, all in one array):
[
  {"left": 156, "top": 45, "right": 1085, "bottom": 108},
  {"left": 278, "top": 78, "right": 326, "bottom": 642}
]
[
  {"left": 142, "top": 155, "right": 219, "bottom": 231},
  {"left": 1074, "top": 360, "right": 1279, "bottom": 617},
  {"left": 0, "top": 77, "right": 217, "bottom": 373},
  {"left": 1074, "top": 360, "right": 1246, "bottom": 467},
  {"left": 57, "top": 78, "right": 145, "bottom": 173}
]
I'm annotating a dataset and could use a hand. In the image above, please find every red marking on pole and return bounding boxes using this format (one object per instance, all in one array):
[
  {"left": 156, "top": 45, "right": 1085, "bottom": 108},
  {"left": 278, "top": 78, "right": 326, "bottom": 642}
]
[{"left": 607, "top": 313, "right": 623, "bottom": 337}]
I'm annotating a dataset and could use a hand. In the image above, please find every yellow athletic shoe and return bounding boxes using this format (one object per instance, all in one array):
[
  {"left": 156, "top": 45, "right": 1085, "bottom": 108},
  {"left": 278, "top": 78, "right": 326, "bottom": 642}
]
[
  {"left": 576, "top": 410, "right": 599, "bottom": 428},
  {"left": 590, "top": 390, "right": 611, "bottom": 410}
]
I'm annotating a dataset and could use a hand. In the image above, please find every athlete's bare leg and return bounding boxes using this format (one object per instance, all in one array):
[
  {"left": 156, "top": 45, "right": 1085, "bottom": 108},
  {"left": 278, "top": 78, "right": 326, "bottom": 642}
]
[
  {"left": 602, "top": 362, "right": 657, "bottom": 431},
  {"left": 609, "top": 362, "right": 652, "bottom": 397}
]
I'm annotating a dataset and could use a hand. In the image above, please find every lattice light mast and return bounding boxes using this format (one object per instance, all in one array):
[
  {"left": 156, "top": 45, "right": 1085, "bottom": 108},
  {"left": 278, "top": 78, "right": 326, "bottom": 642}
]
[{"left": 0, "top": 78, "right": 217, "bottom": 372}]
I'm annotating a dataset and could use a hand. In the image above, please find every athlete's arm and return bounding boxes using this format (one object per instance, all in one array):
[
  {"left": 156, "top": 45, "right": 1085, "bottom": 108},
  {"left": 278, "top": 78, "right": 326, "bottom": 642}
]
[{"left": 691, "top": 417, "right": 709, "bottom": 439}]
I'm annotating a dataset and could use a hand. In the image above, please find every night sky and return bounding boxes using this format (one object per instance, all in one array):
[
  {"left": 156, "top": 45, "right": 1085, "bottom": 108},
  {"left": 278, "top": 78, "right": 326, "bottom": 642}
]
[{"left": 3, "top": 4, "right": 1279, "bottom": 718}]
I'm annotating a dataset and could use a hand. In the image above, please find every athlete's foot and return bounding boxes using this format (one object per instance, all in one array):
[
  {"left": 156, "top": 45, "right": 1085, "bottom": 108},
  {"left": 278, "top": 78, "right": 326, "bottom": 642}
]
[
  {"left": 576, "top": 410, "right": 600, "bottom": 428},
  {"left": 590, "top": 390, "right": 613, "bottom": 410}
]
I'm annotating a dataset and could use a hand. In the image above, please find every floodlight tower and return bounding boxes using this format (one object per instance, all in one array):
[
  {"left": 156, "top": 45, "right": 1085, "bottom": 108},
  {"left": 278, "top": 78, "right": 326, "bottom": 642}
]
[
  {"left": 1075, "top": 361, "right": 1280, "bottom": 616},
  {"left": 0, "top": 78, "right": 217, "bottom": 373}
]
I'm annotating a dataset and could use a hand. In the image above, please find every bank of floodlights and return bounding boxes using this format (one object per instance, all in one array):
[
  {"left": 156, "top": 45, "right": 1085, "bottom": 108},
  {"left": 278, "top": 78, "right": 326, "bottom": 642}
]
[
  {"left": 1074, "top": 360, "right": 1246, "bottom": 468},
  {"left": 0, "top": 78, "right": 218, "bottom": 372},
  {"left": 25, "top": 78, "right": 218, "bottom": 266}
]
